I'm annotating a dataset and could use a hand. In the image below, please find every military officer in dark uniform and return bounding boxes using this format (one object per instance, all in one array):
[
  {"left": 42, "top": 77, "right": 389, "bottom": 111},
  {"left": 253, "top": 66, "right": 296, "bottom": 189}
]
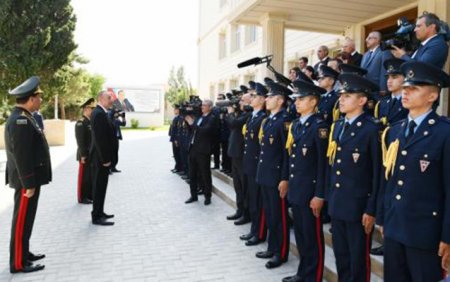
[
  {"left": 169, "top": 104, "right": 183, "bottom": 173},
  {"left": 75, "top": 98, "right": 95, "bottom": 204},
  {"left": 240, "top": 82, "right": 268, "bottom": 246},
  {"left": 374, "top": 58, "right": 409, "bottom": 127},
  {"left": 255, "top": 81, "right": 291, "bottom": 269},
  {"left": 317, "top": 66, "right": 340, "bottom": 125},
  {"left": 326, "top": 74, "right": 382, "bottom": 282},
  {"left": 5, "top": 76, "right": 51, "bottom": 273},
  {"left": 282, "top": 79, "right": 329, "bottom": 282},
  {"left": 377, "top": 61, "right": 450, "bottom": 281}
]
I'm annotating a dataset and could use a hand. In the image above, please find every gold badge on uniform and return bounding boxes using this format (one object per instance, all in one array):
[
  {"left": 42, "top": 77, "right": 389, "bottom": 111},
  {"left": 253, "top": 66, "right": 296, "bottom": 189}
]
[
  {"left": 318, "top": 128, "right": 328, "bottom": 139},
  {"left": 352, "top": 152, "right": 360, "bottom": 163},
  {"left": 302, "top": 148, "right": 308, "bottom": 156},
  {"left": 269, "top": 136, "right": 274, "bottom": 145},
  {"left": 420, "top": 160, "right": 430, "bottom": 172}
]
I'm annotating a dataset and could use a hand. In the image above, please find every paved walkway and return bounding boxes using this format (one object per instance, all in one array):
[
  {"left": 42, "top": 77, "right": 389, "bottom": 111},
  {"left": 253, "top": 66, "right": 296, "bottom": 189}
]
[{"left": 0, "top": 127, "right": 299, "bottom": 282}]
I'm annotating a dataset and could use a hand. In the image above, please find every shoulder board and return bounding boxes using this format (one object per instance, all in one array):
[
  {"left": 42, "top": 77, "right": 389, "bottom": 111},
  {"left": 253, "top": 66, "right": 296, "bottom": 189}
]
[
  {"left": 390, "top": 118, "right": 407, "bottom": 128},
  {"left": 364, "top": 115, "right": 381, "bottom": 124},
  {"left": 16, "top": 118, "right": 28, "bottom": 125},
  {"left": 439, "top": 116, "right": 450, "bottom": 124}
]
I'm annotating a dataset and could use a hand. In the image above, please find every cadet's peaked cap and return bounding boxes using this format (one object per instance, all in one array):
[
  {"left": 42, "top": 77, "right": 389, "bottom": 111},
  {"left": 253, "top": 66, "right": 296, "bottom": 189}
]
[
  {"left": 297, "top": 70, "right": 314, "bottom": 84},
  {"left": 240, "top": 85, "right": 250, "bottom": 93},
  {"left": 267, "top": 81, "right": 293, "bottom": 98},
  {"left": 339, "top": 63, "right": 368, "bottom": 76},
  {"left": 401, "top": 61, "right": 450, "bottom": 89},
  {"left": 9, "top": 76, "right": 43, "bottom": 99},
  {"left": 318, "top": 65, "right": 340, "bottom": 80},
  {"left": 264, "top": 77, "right": 274, "bottom": 86},
  {"left": 384, "top": 58, "right": 405, "bottom": 76},
  {"left": 254, "top": 82, "right": 268, "bottom": 97},
  {"left": 248, "top": 80, "right": 256, "bottom": 90},
  {"left": 339, "top": 73, "right": 379, "bottom": 96},
  {"left": 80, "top": 98, "right": 96, "bottom": 109},
  {"left": 290, "top": 79, "right": 326, "bottom": 98}
]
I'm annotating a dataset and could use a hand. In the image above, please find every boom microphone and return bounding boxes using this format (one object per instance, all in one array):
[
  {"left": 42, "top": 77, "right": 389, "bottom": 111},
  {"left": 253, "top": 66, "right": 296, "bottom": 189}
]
[{"left": 237, "top": 57, "right": 262, "bottom": 68}]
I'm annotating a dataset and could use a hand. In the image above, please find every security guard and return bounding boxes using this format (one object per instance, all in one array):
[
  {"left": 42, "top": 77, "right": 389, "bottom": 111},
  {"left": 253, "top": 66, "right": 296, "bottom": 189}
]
[
  {"left": 169, "top": 104, "right": 182, "bottom": 173},
  {"left": 317, "top": 65, "right": 340, "bottom": 125},
  {"left": 240, "top": 82, "right": 268, "bottom": 246},
  {"left": 75, "top": 98, "right": 95, "bottom": 204},
  {"left": 283, "top": 79, "right": 328, "bottom": 282},
  {"left": 255, "top": 81, "right": 291, "bottom": 269},
  {"left": 327, "top": 73, "right": 381, "bottom": 282},
  {"left": 5, "top": 76, "right": 51, "bottom": 273},
  {"left": 374, "top": 58, "right": 408, "bottom": 127},
  {"left": 377, "top": 61, "right": 450, "bottom": 281}
]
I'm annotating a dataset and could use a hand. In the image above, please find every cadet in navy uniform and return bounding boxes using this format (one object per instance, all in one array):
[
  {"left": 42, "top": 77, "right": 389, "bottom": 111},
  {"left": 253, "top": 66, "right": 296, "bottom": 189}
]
[
  {"left": 317, "top": 65, "right": 340, "bottom": 125},
  {"left": 5, "top": 77, "right": 51, "bottom": 273},
  {"left": 374, "top": 58, "right": 409, "bottom": 127},
  {"left": 283, "top": 80, "right": 329, "bottom": 282},
  {"left": 179, "top": 112, "right": 192, "bottom": 181},
  {"left": 377, "top": 61, "right": 450, "bottom": 281},
  {"left": 240, "top": 83, "right": 268, "bottom": 246},
  {"left": 75, "top": 98, "right": 95, "bottom": 204},
  {"left": 255, "top": 81, "right": 291, "bottom": 269},
  {"left": 327, "top": 74, "right": 382, "bottom": 282},
  {"left": 169, "top": 104, "right": 182, "bottom": 173}
]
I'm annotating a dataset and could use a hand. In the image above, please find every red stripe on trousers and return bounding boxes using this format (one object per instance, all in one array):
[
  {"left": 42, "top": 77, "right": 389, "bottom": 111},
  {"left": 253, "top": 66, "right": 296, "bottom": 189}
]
[
  {"left": 77, "top": 161, "right": 84, "bottom": 202},
  {"left": 258, "top": 208, "right": 266, "bottom": 240},
  {"left": 281, "top": 198, "right": 288, "bottom": 260},
  {"left": 365, "top": 234, "right": 371, "bottom": 282},
  {"left": 14, "top": 189, "right": 29, "bottom": 270},
  {"left": 315, "top": 217, "right": 323, "bottom": 282}
]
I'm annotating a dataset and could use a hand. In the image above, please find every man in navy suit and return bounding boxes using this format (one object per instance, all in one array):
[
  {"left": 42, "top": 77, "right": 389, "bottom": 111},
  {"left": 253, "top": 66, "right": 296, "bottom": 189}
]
[
  {"left": 314, "top": 45, "right": 330, "bottom": 72},
  {"left": 327, "top": 74, "right": 382, "bottom": 282},
  {"left": 361, "top": 31, "right": 390, "bottom": 95},
  {"left": 255, "top": 81, "right": 291, "bottom": 269},
  {"left": 377, "top": 61, "right": 450, "bottom": 281},
  {"left": 391, "top": 13, "right": 449, "bottom": 69},
  {"left": 282, "top": 79, "right": 328, "bottom": 282}
]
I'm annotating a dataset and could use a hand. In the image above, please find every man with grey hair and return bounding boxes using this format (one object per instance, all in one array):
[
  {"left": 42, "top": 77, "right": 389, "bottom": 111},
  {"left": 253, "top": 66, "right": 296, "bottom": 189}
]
[
  {"left": 90, "top": 90, "right": 116, "bottom": 225},
  {"left": 342, "top": 37, "right": 363, "bottom": 66},
  {"left": 314, "top": 45, "right": 330, "bottom": 72},
  {"left": 184, "top": 98, "right": 218, "bottom": 205}
]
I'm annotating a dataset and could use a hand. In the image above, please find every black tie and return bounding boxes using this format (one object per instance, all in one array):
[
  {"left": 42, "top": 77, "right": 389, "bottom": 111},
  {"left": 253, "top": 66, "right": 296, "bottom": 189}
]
[
  {"left": 340, "top": 122, "right": 350, "bottom": 141},
  {"left": 406, "top": 120, "right": 417, "bottom": 142}
]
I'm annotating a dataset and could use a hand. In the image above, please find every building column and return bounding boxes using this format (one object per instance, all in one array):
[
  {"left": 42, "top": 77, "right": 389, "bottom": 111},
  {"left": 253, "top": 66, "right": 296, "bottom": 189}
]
[{"left": 259, "top": 13, "right": 287, "bottom": 80}]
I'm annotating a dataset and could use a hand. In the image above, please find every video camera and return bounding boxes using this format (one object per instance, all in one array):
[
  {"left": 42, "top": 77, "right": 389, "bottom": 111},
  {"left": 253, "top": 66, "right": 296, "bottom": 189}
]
[
  {"left": 180, "top": 95, "right": 202, "bottom": 116},
  {"left": 383, "top": 17, "right": 418, "bottom": 52},
  {"left": 215, "top": 91, "right": 242, "bottom": 113},
  {"left": 111, "top": 107, "right": 126, "bottom": 119}
]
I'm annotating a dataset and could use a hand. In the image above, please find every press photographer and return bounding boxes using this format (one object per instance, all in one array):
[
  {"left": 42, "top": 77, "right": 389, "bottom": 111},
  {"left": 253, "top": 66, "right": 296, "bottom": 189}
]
[{"left": 390, "top": 12, "right": 449, "bottom": 69}]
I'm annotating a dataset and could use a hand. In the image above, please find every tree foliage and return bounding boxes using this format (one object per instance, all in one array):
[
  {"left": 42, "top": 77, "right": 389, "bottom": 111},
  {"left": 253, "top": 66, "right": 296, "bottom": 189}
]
[
  {"left": 165, "top": 66, "right": 196, "bottom": 105},
  {"left": 0, "top": 0, "right": 77, "bottom": 98}
]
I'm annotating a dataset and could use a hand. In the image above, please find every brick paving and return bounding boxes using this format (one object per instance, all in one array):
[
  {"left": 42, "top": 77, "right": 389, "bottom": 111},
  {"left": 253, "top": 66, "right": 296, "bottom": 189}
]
[{"left": 0, "top": 127, "right": 299, "bottom": 282}]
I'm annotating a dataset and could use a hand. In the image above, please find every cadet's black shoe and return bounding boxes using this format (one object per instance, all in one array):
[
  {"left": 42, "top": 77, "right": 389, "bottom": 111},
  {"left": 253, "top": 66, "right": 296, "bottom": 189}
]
[
  {"left": 204, "top": 198, "right": 211, "bottom": 205},
  {"left": 370, "top": 245, "right": 384, "bottom": 256},
  {"left": 171, "top": 169, "right": 177, "bottom": 173},
  {"left": 227, "top": 212, "right": 242, "bottom": 221},
  {"left": 79, "top": 199, "right": 93, "bottom": 204},
  {"left": 92, "top": 218, "right": 114, "bottom": 226},
  {"left": 245, "top": 236, "right": 260, "bottom": 246},
  {"left": 10, "top": 263, "right": 45, "bottom": 273},
  {"left": 265, "top": 256, "right": 283, "bottom": 269},
  {"left": 28, "top": 252, "right": 45, "bottom": 262},
  {"left": 239, "top": 233, "right": 253, "bottom": 240},
  {"left": 181, "top": 175, "right": 189, "bottom": 180},
  {"left": 111, "top": 168, "right": 121, "bottom": 173},
  {"left": 102, "top": 213, "right": 114, "bottom": 219},
  {"left": 212, "top": 166, "right": 219, "bottom": 169},
  {"left": 282, "top": 275, "right": 303, "bottom": 282},
  {"left": 255, "top": 251, "right": 274, "bottom": 259},
  {"left": 185, "top": 197, "right": 198, "bottom": 204},
  {"left": 234, "top": 216, "right": 251, "bottom": 225}
]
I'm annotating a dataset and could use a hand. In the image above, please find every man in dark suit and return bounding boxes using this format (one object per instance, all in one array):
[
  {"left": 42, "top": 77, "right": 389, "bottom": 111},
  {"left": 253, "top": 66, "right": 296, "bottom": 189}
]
[
  {"left": 361, "top": 31, "right": 390, "bottom": 93},
  {"left": 184, "top": 99, "right": 218, "bottom": 205},
  {"left": 225, "top": 93, "right": 252, "bottom": 225},
  {"left": 314, "top": 45, "right": 330, "bottom": 72},
  {"left": 169, "top": 104, "right": 183, "bottom": 173},
  {"left": 75, "top": 98, "right": 95, "bottom": 204},
  {"left": 391, "top": 13, "right": 449, "bottom": 69},
  {"left": 108, "top": 106, "right": 126, "bottom": 173},
  {"left": 342, "top": 37, "right": 363, "bottom": 66},
  {"left": 90, "top": 91, "right": 116, "bottom": 226},
  {"left": 377, "top": 61, "right": 450, "bottom": 281},
  {"left": 113, "top": 90, "right": 135, "bottom": 112},
  {"left": 5, "top": 76, "right": 51, "bottom": 273}
]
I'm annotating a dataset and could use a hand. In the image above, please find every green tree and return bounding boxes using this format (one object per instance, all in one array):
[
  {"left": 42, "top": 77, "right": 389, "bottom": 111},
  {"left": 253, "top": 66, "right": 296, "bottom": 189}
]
[
  {"left": 165, "top": 66, "right": 196, "bottom": 105},
  {"left": 88, "top": 74, "right": 106, "bottom": 99},
  {"left": 0, "top": 0, "right": 77, "bottom": 97}
]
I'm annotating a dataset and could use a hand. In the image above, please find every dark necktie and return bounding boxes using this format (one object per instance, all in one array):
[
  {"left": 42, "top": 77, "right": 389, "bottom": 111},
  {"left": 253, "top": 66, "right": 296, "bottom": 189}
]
[
  {"left": 339, "top": 122, "right": 350, "bottom": 141},
  {"left": 406, "top": 120, "right": 417, "bottom": 143}
]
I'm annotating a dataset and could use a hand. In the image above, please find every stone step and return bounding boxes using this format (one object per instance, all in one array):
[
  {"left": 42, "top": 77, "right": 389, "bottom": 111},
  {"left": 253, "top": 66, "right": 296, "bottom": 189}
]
[{"left": 211, "top": 171, "right": 385, "bottom": 282}]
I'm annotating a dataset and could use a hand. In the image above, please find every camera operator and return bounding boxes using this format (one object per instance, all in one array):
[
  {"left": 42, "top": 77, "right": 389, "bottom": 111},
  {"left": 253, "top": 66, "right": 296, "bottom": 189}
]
[
  {"left": 391, "top": 12, "right": 449, "bottom": 69},
  {"left": 184, "top": 99, "right": 218, "bottom": 206},
  {"left": 108, "top": 106, "right": 126, "bottom": 173},
  {"left": 212, "top": 94, "right": 231, "bottom": 174},
  {"left": 225, "top": 91, "right": 252, "bottom": 225}
]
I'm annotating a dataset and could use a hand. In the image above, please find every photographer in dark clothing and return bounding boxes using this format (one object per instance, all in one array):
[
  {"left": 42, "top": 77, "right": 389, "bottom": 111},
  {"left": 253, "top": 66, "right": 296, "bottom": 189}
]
[{"left": 108, "top": 106, "right": 126, "bottom": 173}]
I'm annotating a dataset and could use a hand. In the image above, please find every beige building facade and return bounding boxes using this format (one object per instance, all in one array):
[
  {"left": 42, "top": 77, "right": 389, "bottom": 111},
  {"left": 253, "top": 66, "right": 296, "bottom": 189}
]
[{"left": 197, "top": 0, "right": 450, "bottom": 115}]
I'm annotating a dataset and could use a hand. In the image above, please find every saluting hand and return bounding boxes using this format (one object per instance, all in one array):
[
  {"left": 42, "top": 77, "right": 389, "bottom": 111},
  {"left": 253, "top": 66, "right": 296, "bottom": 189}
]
[
  {"left": 309, "top": 197, "right": 324, "bottom": 218},
  {"left": 278, "top": 181, "right": 288, "bottom": 199},
  {"left": 362, "top": 213, "right": 375, "bottom": 234},
  {"left": 24, "top": 188, "right": 35, "bottom": 198},
  {"left": 438, "top": 242, "right": 450, "bottom": 272}
]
